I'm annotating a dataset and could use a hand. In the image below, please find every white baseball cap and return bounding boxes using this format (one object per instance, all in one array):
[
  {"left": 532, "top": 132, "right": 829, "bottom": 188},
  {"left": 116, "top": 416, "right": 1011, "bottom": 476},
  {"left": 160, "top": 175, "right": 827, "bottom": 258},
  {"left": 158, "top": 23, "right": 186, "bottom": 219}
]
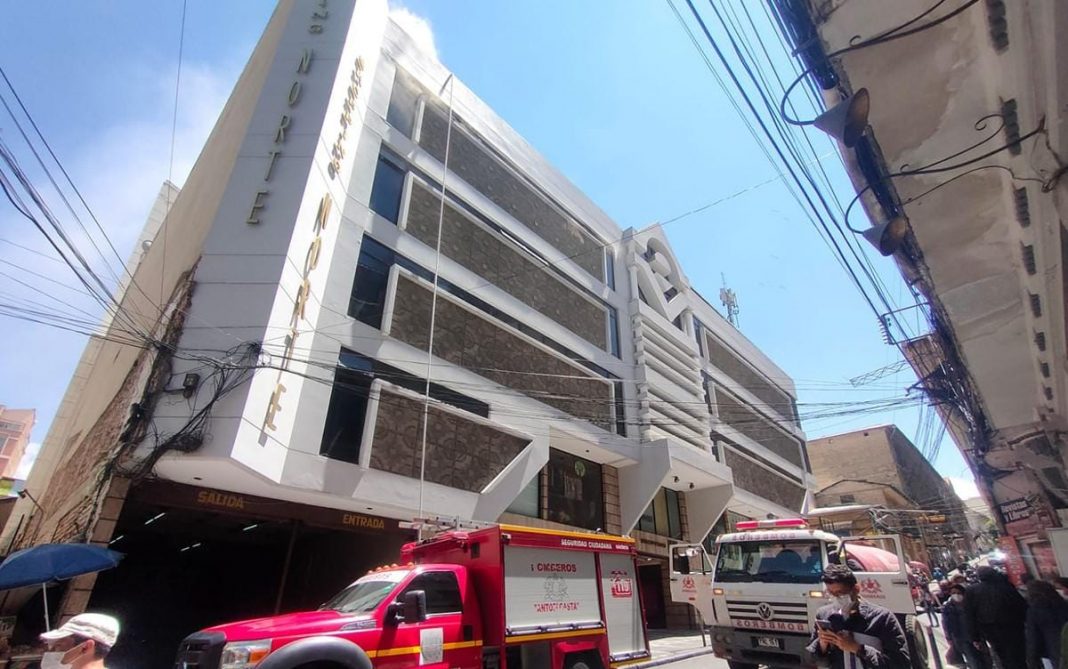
[{"left": 40, "top": 613, "right": 120, "bottom": 648}]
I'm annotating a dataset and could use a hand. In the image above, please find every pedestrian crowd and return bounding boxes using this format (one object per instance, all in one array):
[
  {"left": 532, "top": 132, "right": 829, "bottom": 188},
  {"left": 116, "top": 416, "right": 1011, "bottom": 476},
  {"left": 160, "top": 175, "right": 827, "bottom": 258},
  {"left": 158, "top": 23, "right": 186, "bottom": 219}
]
[
  {"left": 929, "top": 564, "right": 1068, "bottom": 669},
  {"left": 810, "top": 560, "right": 1068, "bottom": 669}
]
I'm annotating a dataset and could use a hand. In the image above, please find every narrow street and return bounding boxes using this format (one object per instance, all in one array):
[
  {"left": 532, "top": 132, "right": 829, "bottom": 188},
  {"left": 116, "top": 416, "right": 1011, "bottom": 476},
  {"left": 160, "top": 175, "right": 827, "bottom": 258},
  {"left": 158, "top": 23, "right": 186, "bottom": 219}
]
[{"left": 641, "top": 610, "right": 953, "bottom": 668}]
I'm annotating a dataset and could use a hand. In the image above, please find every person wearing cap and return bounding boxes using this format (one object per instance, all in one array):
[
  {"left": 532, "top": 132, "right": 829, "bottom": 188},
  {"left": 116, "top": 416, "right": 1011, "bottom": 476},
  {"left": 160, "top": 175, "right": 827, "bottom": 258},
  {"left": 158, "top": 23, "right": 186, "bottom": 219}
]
[{"left": 38, "top": 613, "right": 119, "bottom": 669}]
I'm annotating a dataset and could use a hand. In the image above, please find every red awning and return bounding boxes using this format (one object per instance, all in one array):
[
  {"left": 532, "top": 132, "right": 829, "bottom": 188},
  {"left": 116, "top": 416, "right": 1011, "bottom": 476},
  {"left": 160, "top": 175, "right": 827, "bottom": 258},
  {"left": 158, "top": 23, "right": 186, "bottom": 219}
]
[{"left": 844, "top": 544, "right": 901, "bottom": 572}]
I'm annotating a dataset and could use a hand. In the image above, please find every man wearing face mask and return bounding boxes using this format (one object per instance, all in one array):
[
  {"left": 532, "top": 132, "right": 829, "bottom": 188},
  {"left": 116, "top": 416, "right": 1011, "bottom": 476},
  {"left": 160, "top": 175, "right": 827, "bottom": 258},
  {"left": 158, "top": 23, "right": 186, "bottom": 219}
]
[
  {"left": 806, "top": 564, "right": 911, "bottom": 668},
  {"left": 943, "top": 584, "right": 988, "bottom": 668},
  {"left": 37, "top": 613, "right": 119, "bottom": 669}
]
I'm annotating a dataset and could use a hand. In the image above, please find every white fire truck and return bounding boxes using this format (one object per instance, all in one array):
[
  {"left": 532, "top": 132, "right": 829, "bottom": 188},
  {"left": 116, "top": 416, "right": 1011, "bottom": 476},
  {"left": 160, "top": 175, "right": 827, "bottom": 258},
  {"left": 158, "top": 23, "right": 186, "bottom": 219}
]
[{"left": 668, "top": 517, "right": 929, "bottom": 669}]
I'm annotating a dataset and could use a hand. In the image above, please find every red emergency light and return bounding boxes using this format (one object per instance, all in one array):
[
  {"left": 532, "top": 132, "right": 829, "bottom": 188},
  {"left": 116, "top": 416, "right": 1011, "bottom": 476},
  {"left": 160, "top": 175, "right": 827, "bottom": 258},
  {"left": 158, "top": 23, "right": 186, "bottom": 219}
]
[{"left": 735, "top": 518, "right": 807, "bottom": 530}]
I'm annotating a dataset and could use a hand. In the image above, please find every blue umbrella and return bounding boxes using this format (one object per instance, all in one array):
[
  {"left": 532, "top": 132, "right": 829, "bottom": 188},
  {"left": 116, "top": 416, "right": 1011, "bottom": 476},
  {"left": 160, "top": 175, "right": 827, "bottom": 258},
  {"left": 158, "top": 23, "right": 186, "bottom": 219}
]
[{"left": 0, "top": 543, "right": 123, "bottom": 630}]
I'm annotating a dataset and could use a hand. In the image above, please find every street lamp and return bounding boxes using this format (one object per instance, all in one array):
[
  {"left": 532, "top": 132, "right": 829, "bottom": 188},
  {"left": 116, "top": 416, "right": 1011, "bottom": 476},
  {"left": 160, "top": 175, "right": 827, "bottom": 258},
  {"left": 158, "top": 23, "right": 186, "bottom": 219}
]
[{"left": 17, "top": 489, "right": 43, "bottom": 513}]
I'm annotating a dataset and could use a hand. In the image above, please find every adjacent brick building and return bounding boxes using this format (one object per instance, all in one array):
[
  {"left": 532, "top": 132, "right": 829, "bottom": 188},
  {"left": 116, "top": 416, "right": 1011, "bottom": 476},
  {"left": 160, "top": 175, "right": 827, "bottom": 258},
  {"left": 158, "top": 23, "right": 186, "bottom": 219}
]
[{"left": 808, "top": 425, "right": 973, "bottom": 566}]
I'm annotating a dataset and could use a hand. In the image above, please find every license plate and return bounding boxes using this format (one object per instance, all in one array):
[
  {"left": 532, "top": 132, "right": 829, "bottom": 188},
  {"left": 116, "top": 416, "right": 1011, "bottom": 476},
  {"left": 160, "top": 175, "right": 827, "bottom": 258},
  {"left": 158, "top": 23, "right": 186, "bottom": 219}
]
[{"left": 757, "top": 637, "right": 782, "bottom": 649}]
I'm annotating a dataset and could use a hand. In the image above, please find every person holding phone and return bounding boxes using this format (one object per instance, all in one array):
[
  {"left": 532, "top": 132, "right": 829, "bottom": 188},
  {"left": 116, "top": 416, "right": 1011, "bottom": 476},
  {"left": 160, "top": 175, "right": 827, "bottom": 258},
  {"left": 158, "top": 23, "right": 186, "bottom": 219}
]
[{"left": 806, "top": 564, "right": 911, "bottom": 668}]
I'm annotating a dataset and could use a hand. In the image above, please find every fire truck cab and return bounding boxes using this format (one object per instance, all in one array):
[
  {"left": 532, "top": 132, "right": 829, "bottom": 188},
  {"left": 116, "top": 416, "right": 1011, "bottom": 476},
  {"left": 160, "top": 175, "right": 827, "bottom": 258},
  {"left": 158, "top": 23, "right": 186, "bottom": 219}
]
[
  {"left": 174, "top": 521, "right": 650, "bottom": 669},
  {"left": 668, "top": 517, "right": 928, "bottom": 669}
]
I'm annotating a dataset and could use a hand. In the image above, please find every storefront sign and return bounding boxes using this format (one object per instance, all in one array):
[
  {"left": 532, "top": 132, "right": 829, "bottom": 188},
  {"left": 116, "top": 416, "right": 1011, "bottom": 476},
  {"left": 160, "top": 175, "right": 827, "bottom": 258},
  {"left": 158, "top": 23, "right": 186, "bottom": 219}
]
[
  {"left": 137, "top": 481, "right": 406, "bottom": 536},
  {"left": 254, "top": 0, "right": 370, "bottom": 433},
  {"left": 998, "top": 498, "right": 1033, "bottom": 524}
]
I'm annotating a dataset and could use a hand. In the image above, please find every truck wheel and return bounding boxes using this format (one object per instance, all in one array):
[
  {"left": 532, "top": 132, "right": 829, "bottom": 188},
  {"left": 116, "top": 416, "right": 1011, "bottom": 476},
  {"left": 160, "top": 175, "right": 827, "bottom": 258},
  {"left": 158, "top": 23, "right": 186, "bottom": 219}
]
[
  {"left": 904, "top": 615, "right": 929, "bottom": 669},
  {"left": 564, "top": 653, "right": 602, "bottom": 669},
  {"left": 727, "top": 663, "right": 759, "bottom": 669}
]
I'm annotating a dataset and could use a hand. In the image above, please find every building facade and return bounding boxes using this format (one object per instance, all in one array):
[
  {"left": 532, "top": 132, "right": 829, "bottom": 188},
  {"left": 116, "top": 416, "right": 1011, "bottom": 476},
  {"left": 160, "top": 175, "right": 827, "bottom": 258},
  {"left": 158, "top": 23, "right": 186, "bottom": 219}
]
[
  {"left": 808, "top": 426, "right": 973, "bottom": 566},
  {"left": 772, "top": 0, "right": 1068, "bottom": 579},
  {"left": 0, "top": 407, "right": 34, "bottom": 482},
  {"left": 1, "top": 1, "right": 811, "bottom": 663}
]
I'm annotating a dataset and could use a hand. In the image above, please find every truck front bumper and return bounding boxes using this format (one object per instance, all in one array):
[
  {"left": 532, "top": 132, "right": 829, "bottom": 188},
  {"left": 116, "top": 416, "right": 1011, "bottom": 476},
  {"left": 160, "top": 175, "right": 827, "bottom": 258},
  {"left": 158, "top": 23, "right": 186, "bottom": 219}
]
[
  {"left": 710, "top": 625, "right": 812, "bottom": 668},
  {"left": 174, "top": 631, "right": 226, "bottom": 669}
]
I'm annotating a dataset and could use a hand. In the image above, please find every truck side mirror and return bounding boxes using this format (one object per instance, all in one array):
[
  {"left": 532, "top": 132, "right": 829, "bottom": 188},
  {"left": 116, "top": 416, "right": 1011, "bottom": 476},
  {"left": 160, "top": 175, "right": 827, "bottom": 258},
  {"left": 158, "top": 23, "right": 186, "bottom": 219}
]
[
  {"left": 388, "top": 590, "right": 428, "bottom": 624},
  {"left": 404, "top": 590, "right": 427, "bottom": 623}
]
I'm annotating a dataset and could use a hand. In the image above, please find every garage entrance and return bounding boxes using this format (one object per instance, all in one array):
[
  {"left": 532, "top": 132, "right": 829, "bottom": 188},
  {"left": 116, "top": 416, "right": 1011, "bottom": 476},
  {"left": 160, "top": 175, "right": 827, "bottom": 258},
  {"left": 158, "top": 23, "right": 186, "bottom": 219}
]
[{"left": 89, "top": 482, "right": 412, "bottom": 668}]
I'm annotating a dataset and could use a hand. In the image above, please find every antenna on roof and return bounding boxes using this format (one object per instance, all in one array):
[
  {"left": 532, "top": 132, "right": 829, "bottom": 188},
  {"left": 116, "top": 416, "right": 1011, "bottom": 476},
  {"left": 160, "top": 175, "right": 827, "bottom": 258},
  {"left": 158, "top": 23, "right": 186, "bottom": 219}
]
[{"left": 720, "top": 273, "right": 740, "bottom": 328}]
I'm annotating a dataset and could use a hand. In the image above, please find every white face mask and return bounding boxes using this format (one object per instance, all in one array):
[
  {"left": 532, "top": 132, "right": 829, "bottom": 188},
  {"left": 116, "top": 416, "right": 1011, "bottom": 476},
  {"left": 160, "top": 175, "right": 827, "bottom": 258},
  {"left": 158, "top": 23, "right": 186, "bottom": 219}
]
[
  {"left": 40, "top": 652, "right": 71, "bottom": 669},
  {"left": 951, "top": 594, "right": 964, "bottom": 603},
  {"left": 829, "top": 594, "right": 854, "bottom": 612}
]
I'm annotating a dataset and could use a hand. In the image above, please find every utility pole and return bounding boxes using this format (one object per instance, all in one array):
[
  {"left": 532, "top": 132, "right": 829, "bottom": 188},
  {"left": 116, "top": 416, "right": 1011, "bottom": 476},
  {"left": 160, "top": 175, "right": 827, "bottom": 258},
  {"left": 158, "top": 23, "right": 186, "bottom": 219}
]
[{"left": 720, "top": 273, "right": 740, "bottom": 328}]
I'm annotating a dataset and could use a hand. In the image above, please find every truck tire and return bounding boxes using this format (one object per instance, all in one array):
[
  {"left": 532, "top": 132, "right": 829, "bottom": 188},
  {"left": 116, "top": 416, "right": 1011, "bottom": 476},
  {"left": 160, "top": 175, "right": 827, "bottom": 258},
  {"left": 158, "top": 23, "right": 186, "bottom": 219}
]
[
  {"left": 727, "top": 662, "right": 759, "bottom": 669},
  {"left": 564, "top": 653, "right": 603, "bottom": 669},
  {"left": 904, "top": 614, "right": 929, "bottom": 669}
]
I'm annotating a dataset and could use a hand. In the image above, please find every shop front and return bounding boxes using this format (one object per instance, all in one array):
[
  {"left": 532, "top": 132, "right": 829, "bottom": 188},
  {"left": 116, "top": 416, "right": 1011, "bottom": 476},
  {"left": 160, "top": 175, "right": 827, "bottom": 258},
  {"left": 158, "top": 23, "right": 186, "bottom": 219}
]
[{"left": 89, "top": 481, "right": 414, "bottom": 668}]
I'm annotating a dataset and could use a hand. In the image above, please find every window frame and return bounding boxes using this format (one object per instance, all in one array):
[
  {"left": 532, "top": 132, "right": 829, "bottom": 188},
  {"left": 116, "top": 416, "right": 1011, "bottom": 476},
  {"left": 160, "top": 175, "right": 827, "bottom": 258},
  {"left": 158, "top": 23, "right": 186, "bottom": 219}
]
[{"left": 401, "top": 570, "right": 463, "bottom": 616}]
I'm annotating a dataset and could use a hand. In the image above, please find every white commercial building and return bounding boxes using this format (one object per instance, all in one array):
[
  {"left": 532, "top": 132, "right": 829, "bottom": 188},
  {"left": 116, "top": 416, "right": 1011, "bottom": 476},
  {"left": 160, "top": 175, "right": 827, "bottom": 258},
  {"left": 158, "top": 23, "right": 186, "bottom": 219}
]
[{"left": 3, "top": 1, "right": 811, "bottom": 662}]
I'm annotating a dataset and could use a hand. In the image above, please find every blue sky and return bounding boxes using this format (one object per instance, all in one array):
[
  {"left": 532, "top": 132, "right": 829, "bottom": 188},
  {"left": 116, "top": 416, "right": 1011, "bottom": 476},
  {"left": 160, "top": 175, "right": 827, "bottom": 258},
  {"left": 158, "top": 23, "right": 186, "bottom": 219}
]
[{"left": 0, "top": 2, "right": 977, "bottom": 497}]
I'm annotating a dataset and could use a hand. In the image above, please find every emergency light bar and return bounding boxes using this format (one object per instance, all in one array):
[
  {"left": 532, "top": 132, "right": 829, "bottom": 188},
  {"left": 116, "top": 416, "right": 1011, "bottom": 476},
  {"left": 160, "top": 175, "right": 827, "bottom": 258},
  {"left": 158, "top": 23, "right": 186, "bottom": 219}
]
[{"left": 735, "top": 518, "right": 807, "bottom": 530}]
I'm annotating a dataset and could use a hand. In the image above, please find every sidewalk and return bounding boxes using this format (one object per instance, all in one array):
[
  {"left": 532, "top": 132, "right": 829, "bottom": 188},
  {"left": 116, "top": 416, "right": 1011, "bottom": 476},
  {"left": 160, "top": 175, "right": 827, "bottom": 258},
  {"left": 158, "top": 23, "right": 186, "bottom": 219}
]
[
  {"left": 916, "top": 611, "right": 953, "bottom": 669},
  {"left": 634, "top": 629, "right": 717, "bottom": 668}
]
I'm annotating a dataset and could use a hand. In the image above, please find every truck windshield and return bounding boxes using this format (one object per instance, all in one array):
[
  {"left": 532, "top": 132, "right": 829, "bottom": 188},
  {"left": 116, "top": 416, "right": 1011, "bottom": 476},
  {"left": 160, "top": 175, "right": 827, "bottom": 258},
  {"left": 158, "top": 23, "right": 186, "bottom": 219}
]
[
  {"left": 321, "top": 570, "right": 410, "bottom": 614},
  {"left": 715, "top": 540, "right": 823, "bottom": 584}
]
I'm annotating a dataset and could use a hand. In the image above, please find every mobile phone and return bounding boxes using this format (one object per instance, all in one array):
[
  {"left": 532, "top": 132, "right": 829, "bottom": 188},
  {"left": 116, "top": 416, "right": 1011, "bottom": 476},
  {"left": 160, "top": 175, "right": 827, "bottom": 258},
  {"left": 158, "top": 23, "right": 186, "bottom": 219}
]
[{"left": 815, "top": 620, "right": 830, "bottom": 631}]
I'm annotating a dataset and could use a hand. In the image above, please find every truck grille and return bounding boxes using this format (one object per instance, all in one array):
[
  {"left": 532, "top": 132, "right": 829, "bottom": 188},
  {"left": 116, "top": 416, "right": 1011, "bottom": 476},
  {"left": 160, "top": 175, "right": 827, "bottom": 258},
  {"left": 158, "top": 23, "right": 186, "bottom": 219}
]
[
  {"left": 726, "top": 599, "right": 809, "bottom": 624},
  {"left": 173, "top": 631, "right": 225, "bottom": 669}
]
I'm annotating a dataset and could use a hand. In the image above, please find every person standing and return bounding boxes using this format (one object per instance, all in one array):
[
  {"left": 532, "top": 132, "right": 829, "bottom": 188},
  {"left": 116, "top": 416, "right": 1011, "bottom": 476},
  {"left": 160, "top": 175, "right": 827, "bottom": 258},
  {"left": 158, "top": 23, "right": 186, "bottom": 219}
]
[
  {"left": 965, "top": 566, "right": 1028, "bottom": 669},
  {"left": 943, "top": 583, "right": 988, "bottom": 669},
  {"left": 806, "top": 564, "right": 911, "bottom": 668},
  {"left": 1025, "top": 580, "right": 1068, "bottom": 669},
  {"left": 38, "top": 613, "right": 120, "bottom": 669}
]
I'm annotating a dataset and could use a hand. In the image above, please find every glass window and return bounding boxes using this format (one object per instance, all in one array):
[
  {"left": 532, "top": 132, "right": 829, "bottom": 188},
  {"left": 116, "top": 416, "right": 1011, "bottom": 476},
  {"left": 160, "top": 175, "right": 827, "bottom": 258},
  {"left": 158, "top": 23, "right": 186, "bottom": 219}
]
[
  {"left": 604, "top": 250, "right": 616, "bottom": 290},
  {"left": 321, "top": 571, "right": 409, "bottom": 614},
  {"left": 369, "top": 154, "right": 406, "bottom": 224},
  {"left": 613, "top": 381, "right": 627, "bottom": 437},
  {"left": 638, "top": 502, "right": 656, "bottom": 534},
  {"left": 386, "top": 68, "right": 422, "bottom": 138},
  {"left": 349, "top": 236, "right": 396, "bottom": 328},
  {"left": 320, "top": 349, "right": 490, "bottom": 464},
  {"left": 638, "top": 488, "right": 683, "bottom": 539},
  {"left": 665, "top": 488, "right": 682, "bottom": 540},
  {"left": 608, "top": 307, "right": 621, "bottom": 358},
  {"left": 693, "top": 317, "right": 705, "bottom": 357},
  {"left": 404, "top": 571, "right": 463, "bottom": 614},
  {"left": 507, "top": 474, "right": 540, "bottom": 518},
  {"left": 714, "top": 540, "right": 823, "bottom": 584},
  {"left": 319, "top": 365, "right": 373, "bottom": 465},
  {"left": 545, "top": 449, "right": 603, "bottom": 531}
]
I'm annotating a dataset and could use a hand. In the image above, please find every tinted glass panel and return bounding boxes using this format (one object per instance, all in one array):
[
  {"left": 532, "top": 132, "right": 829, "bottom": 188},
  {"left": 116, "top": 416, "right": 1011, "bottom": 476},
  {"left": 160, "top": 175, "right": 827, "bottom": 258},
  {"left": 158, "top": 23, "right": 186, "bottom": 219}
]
[
  {"left": 320, "top": 366, "right": 372, "bottom": 465},
  {"left": 369, "top": 155, "right": 406, "bottom": 223},
  {"left": 507, "top": 474, "right": 540, "bottom": 518},
  {"left": 665, "top": 488, "right": 682, "bottom": 540},
  {"left": 386, "top": 68, "right": 422, "bottom": 137},
  {"left": 545, "top": 449, "right": 603, "bottom": 531},
  {"left": 349, "top": 237, "right": 395, "bottom": 327},
  {"left": 404, "top": 571, "right": 462, "bottom": 614}
]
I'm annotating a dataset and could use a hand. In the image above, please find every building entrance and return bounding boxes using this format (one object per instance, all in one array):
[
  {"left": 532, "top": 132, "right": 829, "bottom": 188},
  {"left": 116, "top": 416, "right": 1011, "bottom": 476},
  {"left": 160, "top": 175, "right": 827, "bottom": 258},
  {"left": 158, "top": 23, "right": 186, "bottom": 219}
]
[
  {"left": 89, "top": 482, "right": 412, "bottom": 668},
  {"left": 638, "top": 563, "right": 667, "bottom": 629}
]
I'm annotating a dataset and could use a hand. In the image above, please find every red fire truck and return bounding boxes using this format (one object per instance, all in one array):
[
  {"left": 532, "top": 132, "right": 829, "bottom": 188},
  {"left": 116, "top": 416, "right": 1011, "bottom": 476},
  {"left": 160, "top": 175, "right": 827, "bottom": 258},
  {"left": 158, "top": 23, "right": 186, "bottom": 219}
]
[{"left": 174, "top": 521, "right": 650, "bottom": 669}]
